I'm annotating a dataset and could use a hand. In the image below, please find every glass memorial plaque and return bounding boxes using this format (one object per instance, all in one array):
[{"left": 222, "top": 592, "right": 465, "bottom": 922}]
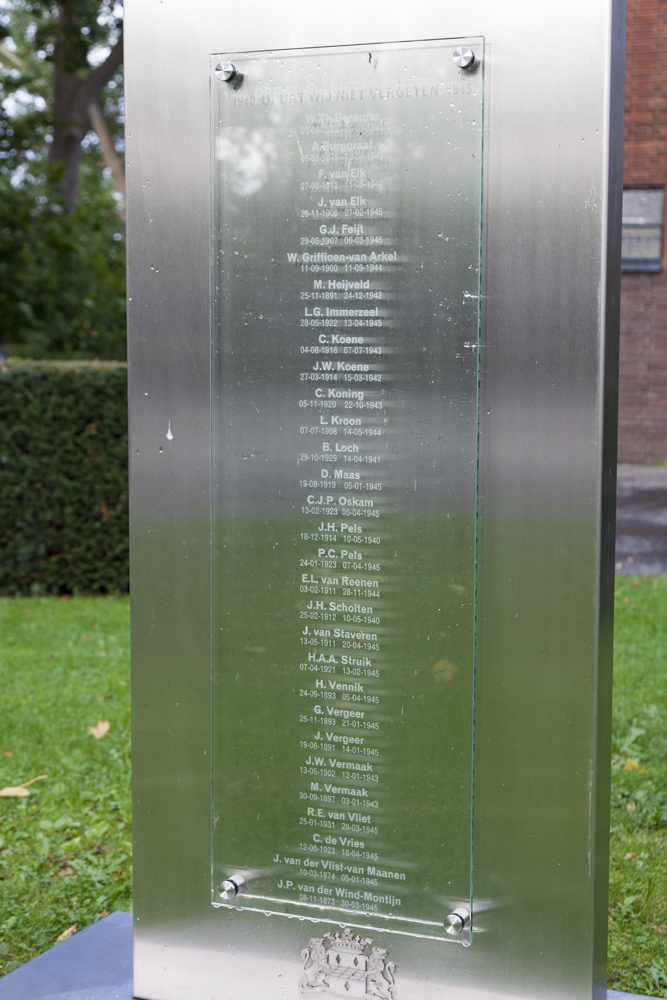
[{"left": 210, "top": 39, "right": 484, "bottom": 944}]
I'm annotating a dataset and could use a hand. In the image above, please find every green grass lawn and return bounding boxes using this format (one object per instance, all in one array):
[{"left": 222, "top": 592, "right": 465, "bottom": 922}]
[
  {"left": 609, "top": 576, "right": 667, "bottom": 997},
  {"left": 0, "top": 583, "right": 666, "bottom": 993},
  {"left": 0, "top": 596, "right": 131, "bottom": 975}
]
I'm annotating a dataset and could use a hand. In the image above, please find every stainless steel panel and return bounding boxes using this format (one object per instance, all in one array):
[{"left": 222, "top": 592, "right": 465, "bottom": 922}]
[
  {"left": 126, "top": 2, "right": 624, "bottom": 999},
  {"left": 210, "top": 39, "right": 483, "bottom": 943}
]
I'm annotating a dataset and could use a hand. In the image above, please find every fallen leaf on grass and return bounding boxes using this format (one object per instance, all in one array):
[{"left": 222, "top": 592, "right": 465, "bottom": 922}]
[
  {"left": 88, "top": 720, "right": 110, "bottom": 739},
  {"left": 2, "top": 750, "right": 12, "bottom": 757},
  {"left": 624, "top": 758, "right": 640, "bottom": 771},
  {"left": 432, "top": 659, "right": 458, "bottom": 683},
  {"left": 56, "top": 924, "right": 77, "bottom": 942},
  {"left": 0, "top": 774, "right": 48, "bottom": 798},
  {"left": 58, "top": 866, "right": 74, "bottom": 878}
]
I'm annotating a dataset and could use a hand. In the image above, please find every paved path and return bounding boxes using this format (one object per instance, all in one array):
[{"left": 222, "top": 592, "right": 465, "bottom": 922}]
[{"left": 616, "top": 464, "right": 667, "bottom": 576}]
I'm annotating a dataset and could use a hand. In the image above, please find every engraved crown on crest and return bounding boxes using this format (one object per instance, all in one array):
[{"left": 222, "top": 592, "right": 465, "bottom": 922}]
[
  {"left": 325, "top": 928, "right": 372, "bottom": 953},
  {"left": 299, "top": 927, "right": 396, "bottom": 999}
]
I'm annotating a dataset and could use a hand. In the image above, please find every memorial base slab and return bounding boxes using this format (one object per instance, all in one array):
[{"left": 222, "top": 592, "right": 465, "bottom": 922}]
[{"left": 0, "top": 911, "right": 132, "bottom": 1000}]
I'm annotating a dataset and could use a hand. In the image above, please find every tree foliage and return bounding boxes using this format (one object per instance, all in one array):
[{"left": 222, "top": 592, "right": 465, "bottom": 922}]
[
  {"left": 0, "top": 167, "right": 126, "bottom": 358},
  {"left": 0, "top": 2, "right": 126, "bottom": 359}
]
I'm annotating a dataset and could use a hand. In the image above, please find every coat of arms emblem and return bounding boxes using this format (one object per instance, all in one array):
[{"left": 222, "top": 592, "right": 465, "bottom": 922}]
[{"left": 299, "top": 927, "right": 396, "bottom": 999}]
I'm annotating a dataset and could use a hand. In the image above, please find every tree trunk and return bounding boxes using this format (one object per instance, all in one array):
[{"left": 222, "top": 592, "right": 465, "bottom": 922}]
[
  {"left": 88, "top": 99, "right": 126, "bottom": 202},
  {"left": 49, "top": 4, "right": 123, "bottom": 209}
]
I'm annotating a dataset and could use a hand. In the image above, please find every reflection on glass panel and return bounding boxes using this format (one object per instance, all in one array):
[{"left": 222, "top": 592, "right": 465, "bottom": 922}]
[
  {"left": 210, "top": 39, "right": 484, "bottom": 943},
  {"left": 622, "top": 188, "right": 664, "bottom": 272}
]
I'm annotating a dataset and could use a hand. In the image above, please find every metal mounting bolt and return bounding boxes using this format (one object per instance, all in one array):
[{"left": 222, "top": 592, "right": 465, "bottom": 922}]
[
  {"left": 219, "top": 874, "right": 248, "bottom": 900},
  {"left": 215, "top": 60, "right": 238, "bottom": 82},
  {"left": 445, "top": 906, "right": 471, "bottom": 936},
  {"left": 452, "top": 47, "right": 476, "bottom": 71}
]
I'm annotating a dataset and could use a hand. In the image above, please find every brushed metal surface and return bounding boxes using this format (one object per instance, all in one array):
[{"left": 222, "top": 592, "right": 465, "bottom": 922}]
[{"left": 126, "top": 2, "right": 624, "bottom": 999}]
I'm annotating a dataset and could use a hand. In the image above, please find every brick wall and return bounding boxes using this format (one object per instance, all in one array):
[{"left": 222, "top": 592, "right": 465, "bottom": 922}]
[
  {"left": 619, "top": 0, "right": 667, "bottom": 463},
  {"left": 619, "top": 273, "right": 667, "bottom": 463}
]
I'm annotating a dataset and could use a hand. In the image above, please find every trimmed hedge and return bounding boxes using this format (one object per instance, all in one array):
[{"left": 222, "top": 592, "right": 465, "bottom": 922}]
[{"left": 0, "top": 361, "right": 128, "bottom": 595}]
